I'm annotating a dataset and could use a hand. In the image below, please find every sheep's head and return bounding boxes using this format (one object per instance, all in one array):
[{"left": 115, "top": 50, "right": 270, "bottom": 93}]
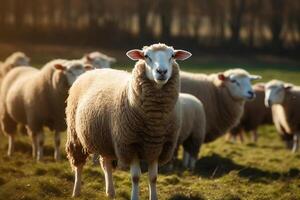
[
  {"left": 264, "top": 80, "right": 292, "bottom": 107},
  {"left": 217, "top": 68, "right": 261, "bottom": 101},
  {"left": 83, "top": 51, "right": 116, "bottom": 69},
  {"left": 54, "top": 60, "right": 94, "bottom": 86},
  {"left": 7, "top": 52, "right": 30, "bottom": 66},
  {"left": 126, "top": 43, "right": 191, "bottom": 87}
]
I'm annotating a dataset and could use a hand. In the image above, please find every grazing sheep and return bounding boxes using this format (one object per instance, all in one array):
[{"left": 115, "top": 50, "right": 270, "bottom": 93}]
[
  {"left": 180, "top": 69, "right": 261, "bottom": 143},
  {"left": 176, "top": 93, "right": 206, "bottom": 170},
  {"left": 265, "top": 80, "right": 300, "bottom": 153},
  {"left": 82, "top": 51, "right": 116, "bottom": 69},
  {"left": 227, "top": 83, "right": 273, "bottom": 143},
  {"left": 65, "top": 43, "right": 191, "bottom": 199},
  {"left": 0, "top": 59, "right": 93, "bottom": 160},
  {"left": 0, "top": 52, "right": 30, "bottom": 79}
]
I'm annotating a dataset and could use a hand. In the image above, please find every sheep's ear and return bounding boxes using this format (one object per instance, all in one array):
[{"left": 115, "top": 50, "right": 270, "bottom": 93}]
[
  {"left": 218, "top": 73, "right": 227, "bottom": 81},
  {"left": 54, "top": 64, "right": 66, "bottom": 71},
  {"left": 174, "top": 50, "right": 192, "bottom": 60},
  {"left": 250, "top": 75, "right": 262, "bottom": 81},
  {"left": 84, "top": 64, "right": 94, "bottom": 71},
  {"left": 284, "top": 84, "right": 293, "bottom": 90},
  {"left": 126, "top": 49, "right": 144, "bottom": 60}
]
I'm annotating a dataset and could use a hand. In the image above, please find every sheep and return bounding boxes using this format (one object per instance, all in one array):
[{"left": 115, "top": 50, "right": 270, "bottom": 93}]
[
  {"left": 175, "top": 93, "right": 206, "bottom": 170},
  {"left": 265, "top": 80, "right": 300, "bottom": 153},
  {"left": 82, "top": 51, "right": 116, "bottom": 69},
  {"left": 0, "top": 59, "right": 93, "bottom": 161},
  {"left": 227, "top": 83, "right": 273, "bottom": 143},
  {"left": 65, "top": 43, "right": 191, "bottom": 199},
  {"left": 180, "top": 69, "right": 261, "bottom": 143},
  {"left": 0, "top": 52, "right": 30, "bottom": 79}
]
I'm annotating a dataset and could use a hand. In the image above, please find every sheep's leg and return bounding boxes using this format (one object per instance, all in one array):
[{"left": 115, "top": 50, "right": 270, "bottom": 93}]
[
  {"left": 292, "top": 133, "right": 299, "bottom": 153},
  {"left": 37, "top": 132, "right": 44, "bottom": 161},
  {"left": 100, "top": 157, "right": 115, "bottom": 198},
  {"left": 7, "top": 135, "right": 15, "bottom": 157},
  {"left": 72, "top": 164, "right": 83, "bottom": 197},
  {"left": 182, "top": 151, "right": 190, "bottom": 168},
  {"left": 189, "top": 156, "right": 197, "bottom": 171},
  {"left": 130, "top": 159, "right": 141, "bottom": 200},
  {"left": 54, "top": 131, "right": 61, "bottom": 161},
  {"left": 31, "top": 134, "right": 38, "bottom": 159},
  {"left": 252, "top": 129, "right": 258, "bottom": 143},
  {"left": 148, "top": 161, "right": 158, "bottom": 200},
  {"left": 238, "top": 132, "right": 244, "bottom": 143},
  {"left": 225, "top": 133, "right": 232, "bottom": 142}
]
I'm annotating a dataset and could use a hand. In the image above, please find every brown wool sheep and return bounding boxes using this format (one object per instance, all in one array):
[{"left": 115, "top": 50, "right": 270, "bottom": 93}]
[
  {"left": 227, "top": 83, "right": 273, "bottom": 143},
  {"left": 180, "top": 69, "right": 261, "bottom": 143},
  {"left": 176, "top": 93, "right": 206, "bottom": 170},
  {"left": 82, "top": 51, "right": 116, "bottom": 69},
  {"left": 265, "top": 80, "right": 300, "bottom": 152},
  {"left": 0, "top": 59, "right": 92, "bottom": 160},
  {"left": 65, "top": 43, "right": 191, "bottom": 199}
]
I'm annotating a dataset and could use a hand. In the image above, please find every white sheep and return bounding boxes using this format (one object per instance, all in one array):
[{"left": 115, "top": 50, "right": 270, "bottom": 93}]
[
  {"left": 180, "top": 69, "right": 261, "bottom": 143},
  {"left": 176, "top": 93, "right": 206, "bottom": 170},
  {"left": 82, "top": 51, "right": 116, "bottom": 69},
  {"left": 265, "top": 80, "right": 300, "bottom": 153},
  {"left": 65, "top": 43, "right": 191, "bottom": 199},
  {"left": 0, "top": 59, "right": 93, "bottom": 160}
]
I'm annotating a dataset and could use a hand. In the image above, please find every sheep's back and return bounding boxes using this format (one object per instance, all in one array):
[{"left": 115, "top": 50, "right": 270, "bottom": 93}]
[
  {"left": 70, "top": 69, "right": 130, "bottom": 158},
  {"left": 178, "top": 93, "right": 205, "bottom": 144},
  {"left": 3, "top": 67, "right": 39, "bottom": 124}
]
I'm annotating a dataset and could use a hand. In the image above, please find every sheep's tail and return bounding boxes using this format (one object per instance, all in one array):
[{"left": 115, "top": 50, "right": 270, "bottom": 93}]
[{"left": 65, "top": 95, "right": 88, "bottom": 170}]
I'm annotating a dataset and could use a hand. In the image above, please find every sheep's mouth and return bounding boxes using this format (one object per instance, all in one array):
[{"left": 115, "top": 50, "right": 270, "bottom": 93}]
[{"left": 156, "top": 75, "right": 167, "bottom": 81}]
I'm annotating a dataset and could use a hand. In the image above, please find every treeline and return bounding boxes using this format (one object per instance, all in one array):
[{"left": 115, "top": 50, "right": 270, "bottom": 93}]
[{"left": 0, "top": 0, "right": 299, "bottom": 51}]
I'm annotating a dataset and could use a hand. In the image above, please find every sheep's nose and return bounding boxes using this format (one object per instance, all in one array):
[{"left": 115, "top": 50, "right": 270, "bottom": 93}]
[
  {"left": 156, "top": 68, "right": 168, "bottom": 75},
  {"left": 248, "top": 91, "right": 254, "bottom": 98}
]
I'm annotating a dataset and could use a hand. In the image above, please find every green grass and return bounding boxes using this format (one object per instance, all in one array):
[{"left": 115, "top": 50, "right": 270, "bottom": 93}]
[
  {"left": 1, "top": 125, "right": 300, "bottom": 200},
  {"left": 1, "top": 49, "right": 300, "bottom": 200}
]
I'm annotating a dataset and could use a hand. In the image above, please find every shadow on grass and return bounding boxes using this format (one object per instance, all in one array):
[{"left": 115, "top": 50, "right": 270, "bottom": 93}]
[
  {"left": 191, "top": 153, "right": 300, "bottom": 183},
  {"left": 168, "top": 194, "right": 206, "bottom": 200}
]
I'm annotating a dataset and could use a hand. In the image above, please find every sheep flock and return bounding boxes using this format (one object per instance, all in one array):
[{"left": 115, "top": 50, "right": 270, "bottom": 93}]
[{"left": 0, "top": 43, "right": 299, "bottom": 200}]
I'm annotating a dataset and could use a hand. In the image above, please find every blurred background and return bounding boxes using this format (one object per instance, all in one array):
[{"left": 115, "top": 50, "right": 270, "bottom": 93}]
[
  {"left": 1, "top": 1, "right": 300, "bottom": 199},
  {"left": 0, "top": 0, "right": 299, "bottom": 55}
]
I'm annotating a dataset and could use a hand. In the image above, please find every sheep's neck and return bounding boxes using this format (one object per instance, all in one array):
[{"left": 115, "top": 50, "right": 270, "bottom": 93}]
[
  {"left": 207, "top": 85, "right": 244, "bottom": 141},
  {"left": 128, "top": 61, "right": 180, "bottom": 135}
]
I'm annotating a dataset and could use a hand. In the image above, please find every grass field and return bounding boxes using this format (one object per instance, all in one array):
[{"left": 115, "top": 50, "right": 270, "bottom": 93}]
[{"left": 0, "top": 44, "right": 300, "bottom": 200}]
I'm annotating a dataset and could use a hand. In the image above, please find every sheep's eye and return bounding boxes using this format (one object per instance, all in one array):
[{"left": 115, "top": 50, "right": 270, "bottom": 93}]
[
  {"left": 144, "top": 54, "right": 152, "bottom": 62},
  {"left": 230, "top": 79, "right": 236, "bottom": 83}
]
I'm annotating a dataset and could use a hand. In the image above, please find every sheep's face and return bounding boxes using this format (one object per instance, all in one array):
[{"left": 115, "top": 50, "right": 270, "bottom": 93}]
[
  {"left": 264, "top": 81, "right": 292, "bottom": 107},
  {"left": 54, "top": 61, "right": 94, "bottom": 86},
  {"left": 84, "top": 52, "right": 116, "bottom": 69},
  {"left": 219, "top": 72, "right": 261, "bottom": 101},
  {"left": 126, "top": 44, "right": 191, "bottom": 87}
]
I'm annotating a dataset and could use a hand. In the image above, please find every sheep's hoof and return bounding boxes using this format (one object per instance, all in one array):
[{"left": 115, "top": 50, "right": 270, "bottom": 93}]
[{"left": 106, "top": 190, "right": 116, "bottom": 199}]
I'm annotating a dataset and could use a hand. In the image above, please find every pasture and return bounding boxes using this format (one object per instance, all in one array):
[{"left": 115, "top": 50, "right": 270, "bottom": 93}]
[{"left": 0, "top": 45, "right": 300, "bottom": 200}]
